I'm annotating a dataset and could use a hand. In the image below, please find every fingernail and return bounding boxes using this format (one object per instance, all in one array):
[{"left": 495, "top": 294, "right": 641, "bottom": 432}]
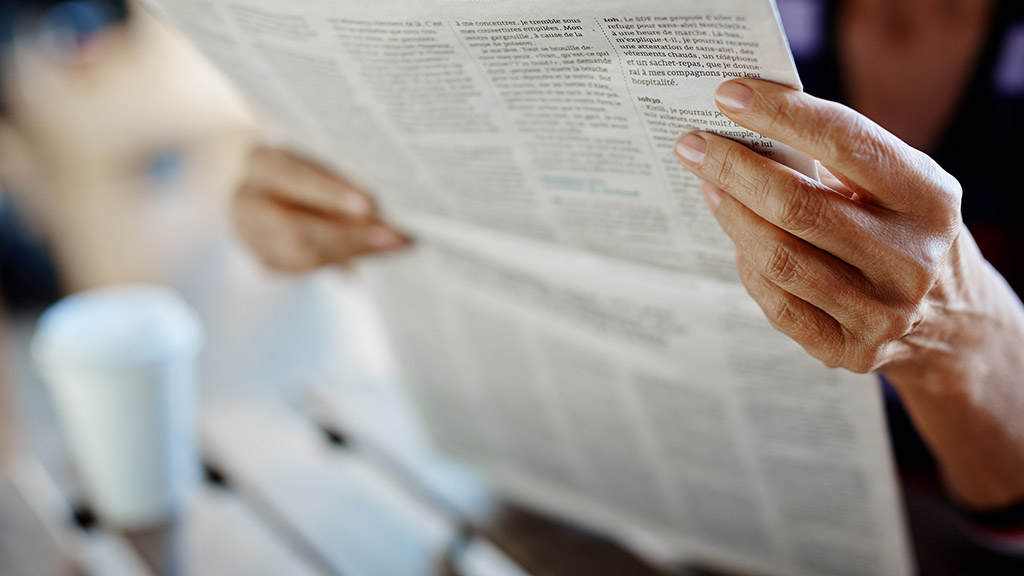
[
  {"left": 715, "top": 81, "right": 754, "bottom": 111},
  {"left": 339, "top": 193, "right": 370, "bottom": 217},
  {"left": 675, "top": 133, "right": 707, "bottom": 165},
  {"left": 701, "top": 182, "right": 722, "bottom": 211},
  {"left": 367, "top": 225, "right": 404, "bottom": 248}
]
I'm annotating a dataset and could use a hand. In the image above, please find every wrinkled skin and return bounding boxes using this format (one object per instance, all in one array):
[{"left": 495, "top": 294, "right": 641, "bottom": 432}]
[{"left": 676, "top": 79, "right": 1024, "bottom": 509}]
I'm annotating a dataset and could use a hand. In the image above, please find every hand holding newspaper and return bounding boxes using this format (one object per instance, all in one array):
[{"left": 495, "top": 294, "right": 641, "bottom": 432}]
[{"left": 140, "top": 0, "right": 914, "bottom": 574}]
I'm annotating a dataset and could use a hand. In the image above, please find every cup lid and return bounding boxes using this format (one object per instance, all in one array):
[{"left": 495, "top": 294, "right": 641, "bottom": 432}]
[{"left": 32, "top": 285, "right": 204, "bottom": 369}]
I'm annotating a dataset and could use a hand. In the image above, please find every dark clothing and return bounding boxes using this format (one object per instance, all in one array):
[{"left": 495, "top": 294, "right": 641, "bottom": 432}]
[{"left": 0, "top": 196, "right": 60, "bottom": 307}]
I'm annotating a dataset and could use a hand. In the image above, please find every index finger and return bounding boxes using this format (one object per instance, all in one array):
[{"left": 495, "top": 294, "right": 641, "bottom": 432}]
[
  {"left": 248, "top": 146, "right": 375, "bottom": 221},
  {"left": 711, "top": 79, "right": 949, "bottom": 210}
]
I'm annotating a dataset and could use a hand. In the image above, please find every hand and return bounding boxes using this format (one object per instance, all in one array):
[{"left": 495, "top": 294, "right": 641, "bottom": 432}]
[
  {"left": 676, "top": 79, "right": 1024, "bottom": 507},
  {"left": 233, "top": 145, "right": 409, "bottom": 272},
  {"left": 675, "top": 79, "right": 973, "bottom": 374}
]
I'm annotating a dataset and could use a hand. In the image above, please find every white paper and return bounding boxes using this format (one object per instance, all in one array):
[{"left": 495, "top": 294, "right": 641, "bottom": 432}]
[{"left": 139, "top": 0, "right": 914, "bottom": 574}]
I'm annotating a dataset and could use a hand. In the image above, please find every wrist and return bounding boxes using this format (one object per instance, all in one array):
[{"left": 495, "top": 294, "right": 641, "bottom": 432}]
[
  {"left": 882, "top": 228, "right": 1024, "bottom": 508},
  {"left": 883, "top": 227, "right": 1022, "bottom": 395}
]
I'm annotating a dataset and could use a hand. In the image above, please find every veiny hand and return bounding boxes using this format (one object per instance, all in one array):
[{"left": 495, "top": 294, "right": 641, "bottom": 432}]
[
  {"left": 233, "top": 145, "right": 409, "bottom": 272},
  {"left": 674, "top": 79, "right": 999, "bottom": 376},
  {"left": 675, "top": 79, "right": 1024, "bottom": 508}
]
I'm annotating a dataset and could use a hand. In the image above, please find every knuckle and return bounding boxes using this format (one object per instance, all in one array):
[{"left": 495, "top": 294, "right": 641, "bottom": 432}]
[
  {"left": 765, "top": 91, "right": 803, "bottom": 134},
  {"left": 887, "top": 247, "right": 941, "bottom": 304},
  {"left": 911, "top": 259, "right": 940, "bottom": 300},
  {"left": 873, "top": 308, "right": 914, "bottom": 346},
  {"left": 766, "top": 294, "right": 803, "bottom": 334},
  {"left": 714, "top": 143, "right": 746, "bottom": 188},
  {"left": 749, "top": 168, "right": 793, "bottom": 210},
  {"left": 844, "top": 347, "right": 882, "bottom": 375},
  {"left": 810, "top": 342, "right": 845, "bottom": 370},
  {"left": 819, "top": 109, "right": 885, "bottom": 162},
  {"left": 840, "top": 317, "right": 900, "bottom": 373},
  {"left": 803, "top": 323, "right": 846, "bottom": 369},
  {"left": 762, "top": 242, "right": 803, "bottom": 286},
  {"left": 849, "top": 356, "right": 875, "bottom": 375},
  {"left": 865, "top": 346, "right": 888, "bottom": 372},
  {"left": 921, "top": 163, "right": 964, "bottom": 229},
  {"left": 776, "top": 186, "right": 826, "bottom": 234},
  {"left": 941, "top": 172, "right": 964, "bottom": 213}
]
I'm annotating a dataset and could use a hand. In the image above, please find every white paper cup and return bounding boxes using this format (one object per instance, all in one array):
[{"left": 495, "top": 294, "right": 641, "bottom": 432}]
[{"left": 32, "top": 285, "right": 203, "bottom": 529}]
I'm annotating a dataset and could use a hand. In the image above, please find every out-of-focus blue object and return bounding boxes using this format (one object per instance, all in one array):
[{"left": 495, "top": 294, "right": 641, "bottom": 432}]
[
  {"left": 37, "top": 0, "right": 121, "bottom": 51},
  {"left": 145, "top": 149, "right": 187, "bottom": 192},
  {"left": 0, "top": 0, "right": 128, "bottom": 114},
  {"left": 1, "top": 0, "right": 127, "bottom": 53}
]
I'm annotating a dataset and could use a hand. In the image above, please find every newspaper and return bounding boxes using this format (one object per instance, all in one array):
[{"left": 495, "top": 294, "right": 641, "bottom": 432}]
[{"left": 139, "top": 0, "right": 914, "bottom": 574}]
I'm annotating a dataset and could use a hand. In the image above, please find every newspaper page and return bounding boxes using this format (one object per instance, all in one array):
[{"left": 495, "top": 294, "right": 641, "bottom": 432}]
[{"left": 137, "top": 0, "right": 915, "bottom": 574}]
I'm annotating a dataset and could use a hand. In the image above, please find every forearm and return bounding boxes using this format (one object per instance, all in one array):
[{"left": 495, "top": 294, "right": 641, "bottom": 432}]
[{"left": 885, "top": 230, "right": 1024, "bottom": 509}]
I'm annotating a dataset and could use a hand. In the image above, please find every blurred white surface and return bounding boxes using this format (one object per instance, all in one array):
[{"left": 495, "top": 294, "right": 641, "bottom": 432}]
[{"left": 33, "top": 286, "right": 203, "bottom": 528}]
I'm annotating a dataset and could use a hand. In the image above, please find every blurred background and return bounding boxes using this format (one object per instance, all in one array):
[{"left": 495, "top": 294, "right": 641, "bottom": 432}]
[
  {"left": 0, "top": 3, "right": 676, "bottom": 575},
  {"left": 0, "top": 2, "right": 481, "bottom": 575},
  {"left": 0, "top": 0, "right": 377, "bottom": 400}
]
